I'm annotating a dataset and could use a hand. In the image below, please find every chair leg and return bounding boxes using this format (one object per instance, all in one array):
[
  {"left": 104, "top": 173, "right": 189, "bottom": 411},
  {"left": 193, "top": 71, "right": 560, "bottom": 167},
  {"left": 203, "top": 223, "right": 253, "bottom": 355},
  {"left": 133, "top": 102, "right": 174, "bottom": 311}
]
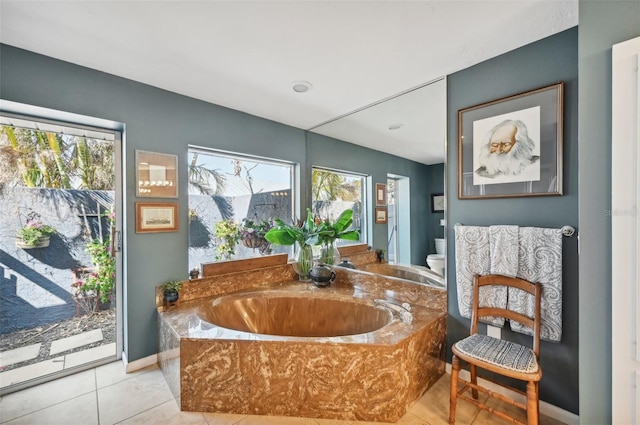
[
  {"left": 449, "top": 355, "right": 460, "bottom": 425},
  {"left": 470, "top": 364, "right": 478, "bottom": 399},
  {"left": 526, "top": 380, "right": 539, "bottom": 425},
  {"left": 535, "top": 381, "right": 540, "bottom": 421}
]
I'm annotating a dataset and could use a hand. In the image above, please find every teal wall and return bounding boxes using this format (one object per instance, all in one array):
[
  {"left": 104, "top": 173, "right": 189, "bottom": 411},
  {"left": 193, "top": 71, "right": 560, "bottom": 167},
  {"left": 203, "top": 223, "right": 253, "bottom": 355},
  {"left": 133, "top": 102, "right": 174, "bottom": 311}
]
[
  {"left": 578, "top": 1, "right": 640, "bottom": 423},
  {"left": 0, "top": 44, "right": 431, "bottom": 362},
  {"left": 425, "top": 163, "right": 445, "bottom": 254},
  {"left": 446, "top": 28, "right": 579, "bottom": 413}
]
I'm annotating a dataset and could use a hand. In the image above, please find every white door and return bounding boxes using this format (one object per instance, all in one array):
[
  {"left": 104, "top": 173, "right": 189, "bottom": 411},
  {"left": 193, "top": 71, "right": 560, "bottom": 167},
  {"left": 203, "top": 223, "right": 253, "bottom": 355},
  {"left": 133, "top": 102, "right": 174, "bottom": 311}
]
[{"left": 611, "top": 35, "right": 640, "bottom": 424}]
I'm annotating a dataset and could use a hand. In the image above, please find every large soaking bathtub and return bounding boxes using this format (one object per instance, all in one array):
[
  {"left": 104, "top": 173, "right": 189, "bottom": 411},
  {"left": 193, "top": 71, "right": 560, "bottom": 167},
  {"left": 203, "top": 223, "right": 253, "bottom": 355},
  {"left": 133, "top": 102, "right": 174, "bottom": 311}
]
[{"left": 157, "top": 269, "right": 446, "bottom": 422}]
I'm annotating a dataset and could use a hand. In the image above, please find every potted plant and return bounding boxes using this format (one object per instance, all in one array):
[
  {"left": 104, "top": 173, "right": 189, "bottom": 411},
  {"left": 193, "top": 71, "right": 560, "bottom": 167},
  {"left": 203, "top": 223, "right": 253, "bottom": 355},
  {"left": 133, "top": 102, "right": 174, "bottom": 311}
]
[
  {"left": 265, "top": 208, "right": 360, "bottom": 280},
  {"left": 214, "top": 219, "right": 241, "bottom": 260},
  {"left": 71, "top": 269, "right": 101, "bottom": 316},
  {"left": 265, "top": 209, "right": 317, "bottom": 281},
  {"left": 239, "top": 217, "right": 272, "bottom": 249},
  {"left": 314, "top": 209, "right": 360, "bottom": 265},
  {"left": 162, "top": 280, "right": 183, "bottom": 303},
  {"left": 16, "top": 218, "right": 56, "bottom": 248}
]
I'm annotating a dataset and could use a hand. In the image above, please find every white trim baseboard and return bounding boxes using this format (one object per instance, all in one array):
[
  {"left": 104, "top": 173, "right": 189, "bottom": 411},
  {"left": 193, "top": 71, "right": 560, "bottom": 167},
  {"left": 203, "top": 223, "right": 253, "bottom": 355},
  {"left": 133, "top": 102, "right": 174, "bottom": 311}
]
[
  {"left": 121, "top": 351, "right": 158, "bottom": 373},
  {"left": 445, "top": 363, "right": 579, "bottom": 425}
]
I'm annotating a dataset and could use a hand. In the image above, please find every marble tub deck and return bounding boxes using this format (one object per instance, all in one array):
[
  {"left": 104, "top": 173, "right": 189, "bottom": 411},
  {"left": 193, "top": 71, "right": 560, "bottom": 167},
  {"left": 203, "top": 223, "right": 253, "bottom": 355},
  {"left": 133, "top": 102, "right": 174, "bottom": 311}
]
[{"left": 158, "top": 270, "right": 447, "bottom": 423}]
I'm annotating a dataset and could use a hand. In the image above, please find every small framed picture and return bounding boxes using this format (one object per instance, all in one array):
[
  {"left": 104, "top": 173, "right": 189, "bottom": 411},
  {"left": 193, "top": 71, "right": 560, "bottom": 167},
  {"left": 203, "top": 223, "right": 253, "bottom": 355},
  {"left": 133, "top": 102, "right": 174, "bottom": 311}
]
[
  {"left": 431, "top": 193, "right": 445, "bottom": 212},
  {"left": 375, "top": 183, "right": 387, "bottom": 206},
  {"left": 136, "top": 150, "right": 178, "bottom": 198},
  {"left": 136, "top": 202, "right": 179, "bottom": 233},
  {"left": 375, "top": 207, "right": 388, "bottom": 224}
]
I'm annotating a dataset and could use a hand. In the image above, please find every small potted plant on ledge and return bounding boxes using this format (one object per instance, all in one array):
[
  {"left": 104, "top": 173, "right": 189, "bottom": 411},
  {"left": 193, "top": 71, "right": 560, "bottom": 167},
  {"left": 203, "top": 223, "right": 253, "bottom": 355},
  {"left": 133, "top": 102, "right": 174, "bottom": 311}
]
[
  {"left": 162, "top": 280, "right": 183, "bottom": 304},
  {"left": 16, "top": 216, "right": 56, "bottom": 249}
]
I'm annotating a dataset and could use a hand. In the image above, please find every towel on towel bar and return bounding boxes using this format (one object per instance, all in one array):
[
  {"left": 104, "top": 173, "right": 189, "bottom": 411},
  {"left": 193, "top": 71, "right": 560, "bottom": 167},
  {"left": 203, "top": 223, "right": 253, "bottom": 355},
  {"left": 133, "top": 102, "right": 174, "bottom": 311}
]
[
  {"left": 490, "top": 225, "right": 519, "bottom": 277},
  {"left": 454, "top": 224, "right": 506, "bottom": 326},
  {"left": 509, "top": 226, "right": 563, "bottom": 342}
]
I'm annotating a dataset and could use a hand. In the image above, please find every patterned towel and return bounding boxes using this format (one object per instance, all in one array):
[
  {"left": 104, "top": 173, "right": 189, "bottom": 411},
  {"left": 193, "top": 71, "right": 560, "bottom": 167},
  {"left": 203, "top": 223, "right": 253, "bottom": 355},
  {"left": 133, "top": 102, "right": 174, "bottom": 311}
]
[
  {"left": 490, "top": 225, "right": 519, "bottom": 277},
  {"left": 454, "top": 224, "right": 505, "bottom": 326},
  {"left": 509, "top": 227, "right": 563, "bottom": 342}
]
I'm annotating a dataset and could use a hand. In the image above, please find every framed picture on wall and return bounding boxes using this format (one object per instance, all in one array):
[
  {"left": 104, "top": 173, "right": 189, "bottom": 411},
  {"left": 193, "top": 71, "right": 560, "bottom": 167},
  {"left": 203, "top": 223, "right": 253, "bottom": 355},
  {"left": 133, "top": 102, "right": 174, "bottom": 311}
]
[
  {"left": 375, "top": 207, "right": 388, "bottom": 224},
  {"left": 375, "top": 183, "right": 387, "bottom": 206},
  {"left": 431, "top": 193, "right": 445, "bottom": 212},
  {"left": 136, "top": 202, "right": 179, "bottom": 233},
  {"left": 458, "top": 82, "right": 564, "bottom": 199},
  {"left": 136, "top": 150, "right": 178, "bottom": 198}
]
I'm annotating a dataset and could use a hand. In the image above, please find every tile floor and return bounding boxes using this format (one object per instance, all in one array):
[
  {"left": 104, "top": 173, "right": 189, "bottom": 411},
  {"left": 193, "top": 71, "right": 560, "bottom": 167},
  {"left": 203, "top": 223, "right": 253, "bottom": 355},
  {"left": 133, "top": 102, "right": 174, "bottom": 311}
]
[{"left": 0, "top": 361, "right": 565, "bottom": 425}]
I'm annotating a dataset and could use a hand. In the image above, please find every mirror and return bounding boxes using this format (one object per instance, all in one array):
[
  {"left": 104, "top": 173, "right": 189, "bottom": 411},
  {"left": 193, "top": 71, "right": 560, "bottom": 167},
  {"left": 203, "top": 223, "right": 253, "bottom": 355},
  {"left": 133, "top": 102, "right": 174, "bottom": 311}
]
[{"left": 309, "top": 77, "right": 447, "bottom": 283}]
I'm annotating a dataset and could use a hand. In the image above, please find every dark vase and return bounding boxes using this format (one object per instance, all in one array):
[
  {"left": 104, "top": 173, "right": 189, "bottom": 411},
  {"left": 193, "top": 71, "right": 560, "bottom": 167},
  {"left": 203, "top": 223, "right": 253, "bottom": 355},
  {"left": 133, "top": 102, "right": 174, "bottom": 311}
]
[{"left": 164, "top": 290, "right": 179, "bottom": 303}]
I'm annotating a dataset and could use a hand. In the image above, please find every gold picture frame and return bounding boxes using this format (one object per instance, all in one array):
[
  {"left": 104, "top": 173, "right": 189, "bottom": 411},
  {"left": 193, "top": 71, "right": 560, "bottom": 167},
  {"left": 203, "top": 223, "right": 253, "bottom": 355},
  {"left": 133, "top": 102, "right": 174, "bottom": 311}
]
[
  {"left": 136, "top": 150, "right": 178, "bottom": 198},
  {"left": 458, "top": 82, "right": 564, "bottom": 199},
  {"left": 136, "top": 202, "right": 179, "bottom": 233}
]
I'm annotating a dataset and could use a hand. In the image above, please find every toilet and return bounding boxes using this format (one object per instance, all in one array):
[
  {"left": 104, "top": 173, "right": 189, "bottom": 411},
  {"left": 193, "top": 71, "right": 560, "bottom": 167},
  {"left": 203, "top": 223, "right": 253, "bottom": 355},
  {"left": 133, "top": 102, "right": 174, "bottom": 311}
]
[{"left": 426, "top": 238, "right": 445, "bottom": 275}]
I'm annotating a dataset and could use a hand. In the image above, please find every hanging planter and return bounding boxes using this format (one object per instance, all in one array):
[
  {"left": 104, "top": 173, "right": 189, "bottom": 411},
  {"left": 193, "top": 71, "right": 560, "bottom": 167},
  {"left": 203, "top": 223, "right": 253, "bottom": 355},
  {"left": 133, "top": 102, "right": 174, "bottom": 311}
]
[
  {"left": 16, "top": 236, "right": 50, "bottom": 249},
  {"left": 16, "top": 215, "right": 55, "bottom": 249},
  {"left": 242, "top": 235, "right": 266, "bottom": 249}
]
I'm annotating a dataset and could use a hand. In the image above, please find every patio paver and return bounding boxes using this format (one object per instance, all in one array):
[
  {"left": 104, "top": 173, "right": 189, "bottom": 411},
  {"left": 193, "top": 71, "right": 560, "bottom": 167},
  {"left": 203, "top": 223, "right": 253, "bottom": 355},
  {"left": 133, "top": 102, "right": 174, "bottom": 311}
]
[
  {"left": 0, "top": 343, "right": 42, "bottom": 368},
  {"left": 49, "top": 329, "right": 103, "bottom": 355}
]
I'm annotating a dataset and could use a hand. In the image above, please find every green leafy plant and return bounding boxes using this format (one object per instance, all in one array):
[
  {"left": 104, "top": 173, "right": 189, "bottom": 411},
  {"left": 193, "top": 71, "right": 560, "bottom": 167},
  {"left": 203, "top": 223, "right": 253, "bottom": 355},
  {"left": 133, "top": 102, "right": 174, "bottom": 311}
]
[
  {"left": 17, "top": 219, "right": 55, "bottom": 246},
  {"left": 162, "top": 280, "right": 183, "bottom": 294},
  {"left": 83, "top": 238, "right": 115, "bottom": 303},
  {"left": 74, "top": 210, "right": 116, "bottom": 304},
  {"left": 239, "top": 217, "right": 272, "bottom": 240},
  {"left": 265, "top": 208, "right": 360, "bottom": 276},
  {"left": 214, "top": 219, "right": 240, "bottom": 260},
  {"left": 314, "top": 209, "right": 360, "bottom": 245},
  {"left": 264, "top": 208, "right": 317, "bottom": 247},
  {"left": 265, "top": 208, "right": 360, "bottom": 247}
]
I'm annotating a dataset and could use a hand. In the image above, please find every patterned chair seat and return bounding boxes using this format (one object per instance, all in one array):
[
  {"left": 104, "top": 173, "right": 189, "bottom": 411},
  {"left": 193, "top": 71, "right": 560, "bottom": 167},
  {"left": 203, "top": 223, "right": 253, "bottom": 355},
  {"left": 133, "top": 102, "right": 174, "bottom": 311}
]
[{"left": 454, "top": 333, "right": 538, "bottom": 374}]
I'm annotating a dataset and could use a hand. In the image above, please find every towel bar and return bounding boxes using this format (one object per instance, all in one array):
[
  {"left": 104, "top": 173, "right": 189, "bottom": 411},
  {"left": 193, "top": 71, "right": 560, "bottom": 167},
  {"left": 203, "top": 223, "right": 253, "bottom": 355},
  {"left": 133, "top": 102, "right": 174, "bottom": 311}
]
[{"left": 454, "top": 223, "right": 577, "bottom": 237}]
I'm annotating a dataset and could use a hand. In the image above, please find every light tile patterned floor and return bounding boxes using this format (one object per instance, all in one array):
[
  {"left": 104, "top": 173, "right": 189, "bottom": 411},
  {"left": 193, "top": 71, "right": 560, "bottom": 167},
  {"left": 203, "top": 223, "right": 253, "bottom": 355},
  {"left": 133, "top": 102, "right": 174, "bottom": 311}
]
[{"left": 0, "top": 361, "right": 566, "bottom": 425}]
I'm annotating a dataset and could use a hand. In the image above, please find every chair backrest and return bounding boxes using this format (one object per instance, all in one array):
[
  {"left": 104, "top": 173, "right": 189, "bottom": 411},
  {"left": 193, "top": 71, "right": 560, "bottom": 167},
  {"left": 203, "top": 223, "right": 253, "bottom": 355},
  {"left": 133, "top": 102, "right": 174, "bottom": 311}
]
[{"left": 471, "top": 274, "right": 542, "bottom": 357}]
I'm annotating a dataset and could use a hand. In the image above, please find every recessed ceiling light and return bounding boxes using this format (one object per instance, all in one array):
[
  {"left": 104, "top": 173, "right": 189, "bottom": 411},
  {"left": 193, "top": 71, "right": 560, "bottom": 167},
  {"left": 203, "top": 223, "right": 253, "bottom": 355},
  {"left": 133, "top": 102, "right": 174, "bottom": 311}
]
[
  {"left": 388, "top": 124, "right": 404, "bottom": 130},
  {"left": 292, "top": 81, "right": 312, "bottom": 93}
]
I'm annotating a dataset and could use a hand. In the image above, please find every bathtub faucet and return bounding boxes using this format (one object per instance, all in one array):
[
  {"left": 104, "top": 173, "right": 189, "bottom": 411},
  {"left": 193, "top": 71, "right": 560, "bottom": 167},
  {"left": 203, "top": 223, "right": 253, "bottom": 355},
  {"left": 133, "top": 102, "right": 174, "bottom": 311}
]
[{"left": 374, "top": 299, "right": 413, "bottom": 324}]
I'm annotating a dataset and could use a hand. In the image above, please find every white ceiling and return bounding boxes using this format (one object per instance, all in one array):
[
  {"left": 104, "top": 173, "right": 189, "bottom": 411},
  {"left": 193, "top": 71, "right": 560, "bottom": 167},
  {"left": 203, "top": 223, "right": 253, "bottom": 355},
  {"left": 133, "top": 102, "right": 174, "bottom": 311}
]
[{"left": 0, "top": 1, "right": 578, "bottom": 165}]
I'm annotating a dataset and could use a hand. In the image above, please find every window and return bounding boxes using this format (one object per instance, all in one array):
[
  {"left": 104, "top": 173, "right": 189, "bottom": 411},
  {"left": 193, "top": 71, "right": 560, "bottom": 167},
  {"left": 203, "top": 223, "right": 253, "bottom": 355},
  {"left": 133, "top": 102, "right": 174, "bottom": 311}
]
[
  {"left": 188, "top": 147, "right": 295, "bottom": 269},
  {"left": 311, "top": 167, "right": 366, "bottom": 245}
]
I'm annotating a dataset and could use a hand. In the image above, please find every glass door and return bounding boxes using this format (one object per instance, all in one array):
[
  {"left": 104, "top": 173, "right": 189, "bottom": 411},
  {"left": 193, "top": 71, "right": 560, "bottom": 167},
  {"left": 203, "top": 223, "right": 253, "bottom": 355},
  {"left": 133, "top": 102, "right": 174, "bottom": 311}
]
[{"left": 0, "top": 113, "right": 122, "bottom": 394}]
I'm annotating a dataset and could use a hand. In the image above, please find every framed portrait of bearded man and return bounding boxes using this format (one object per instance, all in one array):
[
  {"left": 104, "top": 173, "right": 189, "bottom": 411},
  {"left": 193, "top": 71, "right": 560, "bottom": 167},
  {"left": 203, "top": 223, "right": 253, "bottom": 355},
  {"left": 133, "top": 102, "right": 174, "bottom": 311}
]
[{"left": 457, "top": 82, "right": 564, "bottom": 199}]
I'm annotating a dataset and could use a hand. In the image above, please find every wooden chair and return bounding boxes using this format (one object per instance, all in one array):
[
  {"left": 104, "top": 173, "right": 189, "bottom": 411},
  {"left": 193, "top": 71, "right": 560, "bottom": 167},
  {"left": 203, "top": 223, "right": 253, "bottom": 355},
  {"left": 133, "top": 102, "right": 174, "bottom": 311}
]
[{"left": 449, "top": 274, "right": 542, "bottom": 425}]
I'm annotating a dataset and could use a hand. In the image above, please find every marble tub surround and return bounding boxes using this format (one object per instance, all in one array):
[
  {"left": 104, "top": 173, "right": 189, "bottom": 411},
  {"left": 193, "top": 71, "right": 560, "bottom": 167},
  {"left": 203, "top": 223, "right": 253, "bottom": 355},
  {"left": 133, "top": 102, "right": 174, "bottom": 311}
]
[
  {"left": 155, "top": 262, "right": 297, "bottom": 310},
  {"left": 359, "top": 263, "right": 446, "bottom": 288},
  {"left": 334, "top": 267, "right": 447, "bottom": 314},
  {"left": 157, "top": 270, "right": 447, "bottom": 422},
  {"left": 156, "top": 249, "right": 378, "bottom": 310},
  {"left": 338, "top": 248, "right": 377, "bottom": 267}
]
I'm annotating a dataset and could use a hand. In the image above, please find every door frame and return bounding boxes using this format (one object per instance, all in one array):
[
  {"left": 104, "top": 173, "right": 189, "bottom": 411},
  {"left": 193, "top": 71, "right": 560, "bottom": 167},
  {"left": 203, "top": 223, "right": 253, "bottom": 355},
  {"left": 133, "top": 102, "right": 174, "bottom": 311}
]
[
  {"left": 0, "top": 100, "right": 124, "bottom": 393},
  {"left": 611, "top": 35, "right": 640, "bottom": 424}
]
